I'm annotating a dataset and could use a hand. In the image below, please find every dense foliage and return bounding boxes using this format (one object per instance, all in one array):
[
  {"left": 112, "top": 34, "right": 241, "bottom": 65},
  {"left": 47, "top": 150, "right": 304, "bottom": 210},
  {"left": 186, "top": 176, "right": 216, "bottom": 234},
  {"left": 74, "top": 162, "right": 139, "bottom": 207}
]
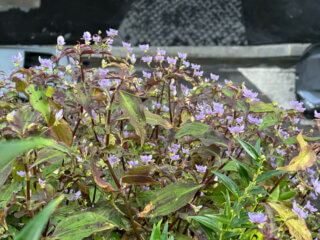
[{"left": 0, "top": 30, "right": 320, "bottom": 240}]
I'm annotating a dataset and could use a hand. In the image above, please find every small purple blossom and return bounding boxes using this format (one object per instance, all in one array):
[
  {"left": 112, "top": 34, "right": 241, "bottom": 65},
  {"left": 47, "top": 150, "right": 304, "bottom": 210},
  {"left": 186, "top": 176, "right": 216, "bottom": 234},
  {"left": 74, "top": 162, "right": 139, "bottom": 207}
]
[
  {"left": 141, "top": 55, "right": 152, "bottom": 63},
  {"left": 140, "top": 155, "right": 152, "bottom": 163},
  {"left": 99, "top": 68, "right": 108, "bottom": 76},
  {"left": 195, "top": 165, "right": 207, "bottom": 173},
  {"left": 236, "top": 117, "right": 243, "bottom": 124},
  {"left": 178, "top": 52, "right": 187, "bottom": 59},
  {"left": 57, "top": 35, "right": 65, "bottom": 46},
  {"left": 128, "top": 160, "right": 138, "bottom": 167},
  {"left": 131, "top": 54, "right": 136, "bottom": 64},
  {"left": 194, "top": 71, "right": 203, "bottom": 77},
  {"left": 139, "top": 44, "right": 149, "bottom": 51},
  {"left": 163, "top": 105, "right": 169, "bottom": 112},
  {"left": 228, "top": 125, "right": 244, "bottom": 134},
  {"left": 276, "top": 148, "right": 286, "bottom": 156},
  {"left": 315, "top": 110, "right": 320, "bottom": 118},
  {"left": 248, "top": 115, "right": 263, "bottom": 125},
  {"left": 106, "top": 28, "right": 118, "bottom": 37},
  {"left": 183, "top": 60, "right": 190, "bottom": 67},
  {"left": 122, "top": 41, "right": 132, "bottom": 53},
  {"left": 91, "top": 110, "right": 97, "bottom": 119},
  {"left": 212, "top": 102, "right": 224, "bottom": 115},
  {"left": 243, "top": 87, "right": 259, "bottom": 102},
  {"left": 305, "top": 201, "right": 317, "bottom": 212},
  {"left": 38, "top": 56, "right": 53, "bottom": 68},
  {"left": 310, "top": 192, "right": 317, "bottom": 200},
  {"left": 155, "top": 55, "right": 164, "bottom": 61},
  {"left": 152, "top": 100, "right": 161, "bottom": 109},
  {"left": 210, "top": 73, "right": 219, "bottom": 81},
  {"left": 143, "top": 71, "right": 151, "bottom": 78},
  {"left": 182, "top": 148, "right": 189, "bottom": 155},
  {"left": 170, "top": 155, "right": 179, "bottom": 161},
  {"left": 70, "top": 190, "right": 81, "bottom": 200},
  {"left": 157, "top": 49, "right": 166, "bottom": 55},
  {"left": 290, "top": 101, "right": 306, "bottom": 113},
  {"left": 12, "top": 52, "right": 23, "bottom": 66},
  {"left": 109, "top": 155, "right": 119, "bottom": 167},
  {"left": 99, "top": 79, "right": 112, "bottom": 88},
  {"left": 38, "top": 178, "right": 45, "bottom": 185},
  {"left": 248, "top": 212, "right": 267, "bottom": 224},
  {"left": 167, "top": 57, "right": 177, "bottom": 65},
  {"left": 17, "top": 171, "right": 26, "bottom": 177},
  {"left": 225, "top": 80, "right": 232, "bottom": 85},
  {"left": 292, "top": 201, "right": 308, "bottom": 219},
  {"left": 191, "top": 63, "right": 200, "bottom": 70},
  {"left": 141, "top": 186, "right": 150, "bottom": 191},
  {"left": 93, "top": 35, "right": 101, "bottom": 42},
  {"left": 312, "top": 178, "right": 320, "bottom": 195},
  {"left": 83, "top": 31, "right": 92, "bottom": 43},
  {"left": 76, "top": 156, "right": 82, "bottom": 163},
  {"left": 55, "top": 109, "right": 63, "bottom": 121}
]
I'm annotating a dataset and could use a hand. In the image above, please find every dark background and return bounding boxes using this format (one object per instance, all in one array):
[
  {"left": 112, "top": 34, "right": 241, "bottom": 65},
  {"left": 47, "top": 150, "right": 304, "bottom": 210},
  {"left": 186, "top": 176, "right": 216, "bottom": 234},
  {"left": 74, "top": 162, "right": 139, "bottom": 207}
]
[{"left": 1, "top": 0, "right": 320, "bottom": 45}]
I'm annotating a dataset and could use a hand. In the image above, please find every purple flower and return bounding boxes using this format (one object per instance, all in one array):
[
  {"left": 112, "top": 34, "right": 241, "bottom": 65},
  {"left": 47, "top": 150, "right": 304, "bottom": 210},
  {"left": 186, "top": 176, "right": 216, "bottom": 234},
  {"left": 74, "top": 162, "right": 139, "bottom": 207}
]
[
  {"left": 236, "top": 117, "right": 243, "bottom": 124},
  {"left": 243, "top": 87, "right": 259, "bottom": 102},
  {"left": 38, "top": 178, "right": 45, "bottom": 185},
  {"left": 293, "top": 117, "right": 300, "bottom": 124},
  {"left": 93, "top": 35, "right": 101, "bottom": 42},
  {"left": 76, "top": 156, "right": 82, "bottom": 163},
  {"left": 12, "top": 52, "right": 23, "bottom": 66},
  {"left": 83, "top": 31, "right": 92, "bottom": 43},
  {"left": 99, "top": 79, "right": 112, "bottom": 88},
  {"left": 276, "top": 148, "right": 286, "bottom": 156},
  {"left": 163, "top": 105, "right": 169, "bottom": 112},
  {"left": 122, "top": 41, "right": 132, "bottom": 53},
  {"left": 141, "top": 186, "right": 150, "bottom": 191},
  {"left": 191, "top": 63, "right": 200, "bottom": 70},
  {"left": 312, "top": 178, "right": 320, "bottom": 195},
  {"left": 131, "top": 54, "right": 136, "bottom": 64},
  {"left": 290, "top": 101, "right": 306, "bottom": 113},
  {"left": 57, "top": 35, "right": 65, "bottom": 46},
  {"left": 170, "top": 155, "right": 179, "bottom": 161},
  {"left": 155, "top": 55, "right": 164, "bottom": 61},
  {"left": 157, "top": 49, "right": 166, "bottom": 55},
  {"left": 310, "top": 192, "right": 317, "bottom": 200},
  {"left": 139, "top": 44, "right": 149, "bottom": 51},
  {"left": 182, "top": 148, "right": 189, "bottom": 155},
  {"left": 0, "top": 91, "right": 3, "bottom": 98},
  {"left": 152, "top": 100, "right": 161, "bottom": 109},
  {"left": 158, "top": 135, "right": 165, "bottom": 141},
  {"left": 128, "top": 160, "right": 138, "bottom": 167},
  {"left": 55, "top": 109, "right": 63, "bottom": 121},
  {"left": 271, "top": 162, "right": 277, "bottom": 169},
  {"left": 38, "top": 56, "right": 52, "bottom": 68},
  {"left": 106, "top": 28, "right": 118, "bottom": 37},
  {"left": 168, "top": 143, "right": 180, "bottom": 154},
  {"left": 305, "top": 201, "right": 317, "bottom": 212},
  {"left": 315, "top": 110, "right": 320, "bottom": 118},
  {"left": 109, "top": 155, "right": 119, "bottom": 167},
  {"left": 140, "top": 155, "right": 152, "bottom": 163},
  {"left": 225, "top": 80, "right": 232, "bottom": 85},
  {"left": 178, "top": 52, "right": 187, "bottom": 59},
  {"left": 17, "top": 171, "right": 26, "bottom": 177},
  {"left": 70, "top": 190, "right": 81, "bottom": 200},
  {"left": 194, "top": 71, "right": 203, "bottom": 77},
  {"left": 210, "top": 73, "right": 219, "bottom": 81},
  {"left": 91, "top": 110, "right": 97, "bottom": 119},
  {"left": 183, "top": 60, "right": 190, "bottom": 67},
  {"left": 142, "top": 56, "right": 152, "bottom": 63},
  {"left": 143, "top": 71, "right": 151, "bottom": 78},
  {"left": 248, "top": 115, "right": 262, "bottom": 125},
  {"left": 248, "top": 212, "right": 267, "bottom": 224},
  {"left": 228, "top": 125, "right": 244, "bottom": 134},
  {"left": 167, "top": 57, "right": 177, "bottom": 65},
  {"left": 195, "top": 165, "right": 207, "bottom": 173},
  {"left": 99, "top": 68, "right": 108, "bottom": 76},
  {"left": 292, "top": 201, "right": 308, "bottom": 219},
  {"left": 212, "top": 102, "right": 224, "bottom": 115}
]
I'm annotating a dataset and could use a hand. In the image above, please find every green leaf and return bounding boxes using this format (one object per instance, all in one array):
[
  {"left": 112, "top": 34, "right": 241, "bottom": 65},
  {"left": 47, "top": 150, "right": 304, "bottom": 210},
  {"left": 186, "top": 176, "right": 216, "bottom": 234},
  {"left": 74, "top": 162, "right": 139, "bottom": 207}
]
[
  {"left": 53, "top": 211, "right": 116, "bottom": 240},
  {"left": 0, "top": 182, "right": 22, "bottom": 208},
  {"left": 189, "top": 215, "right": 221, "bottom": 232},
  {"left": 26, "top": 84, "right": 51, "bottom": 123},
  {"left": 49, "top": 118, "right": 73, "bottom": 146},
  {"left": 236, "top": 138, "right": 260, "bottom": 160},
  {"left": 121, "top": 175, "right": 159, "bottom": 185},
  {"left": 269, "top": 185, "right": 280, "bottom": 201},
  {"left": 222, "top": 86, "right": 235, "bottom": 98},
  {"left": 259, "top": 112, "right": 279, "bottom": 130},
  {"left": 256, "top": 170, "right": 286, "bottom": 183},
  {"left": 145, "top": 109, "right": 176, "bottom": 130},
  {"left": 279, "top": 191, "right": 297, "bottom": 201},
  {"left": 0, "top": 138, "right": 57, "bottom": 188},
  {"left": 150, "top": 220, "right": 162, "bottom": 240},
  {"left": 212, "top": 171, "right": 239, "bottom": 198},
  {"left": 15, "top": 196, "right": 64, "bottom": 240},
  {"left": 234, "top": 162, "right": 250, "bottom": 187},
  {"left": 161, "top": 221, "right": 169, "bottom": 240},
  {"left": 30, "top": 147, "right": 65, "bottom": 168},
  {"left": 254, "top": 139, "right": 261, "bottom": 156},
  {"left": 176, "top": 122, "right": 211, "bottom": 139},
  {"left": 249, "top": 101, "right": 278, "bottom": 113},
  {"left": 117, "top": 90, "right": 146, "bottom": 145},
  {"left": 193, "top": 130, "right": 228, "bottom": 148},
  {"left": 139, "top": 182, "right": 202, "bottom": 218}
]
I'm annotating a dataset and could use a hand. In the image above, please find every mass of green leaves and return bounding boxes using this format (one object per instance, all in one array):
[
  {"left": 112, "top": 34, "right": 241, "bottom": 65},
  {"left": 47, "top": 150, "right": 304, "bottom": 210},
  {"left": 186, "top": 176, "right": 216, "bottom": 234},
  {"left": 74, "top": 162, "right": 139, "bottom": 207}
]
[{"left": 0, "top": 31, "right": 320, "bottom": 240}]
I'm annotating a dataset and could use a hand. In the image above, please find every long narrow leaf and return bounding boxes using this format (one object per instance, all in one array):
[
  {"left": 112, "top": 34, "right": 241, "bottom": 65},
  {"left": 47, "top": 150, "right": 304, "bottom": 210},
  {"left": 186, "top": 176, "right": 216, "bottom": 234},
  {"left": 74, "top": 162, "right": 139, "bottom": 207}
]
[{"left": 212, "top": 171, "right": 239, "bottom": 198}]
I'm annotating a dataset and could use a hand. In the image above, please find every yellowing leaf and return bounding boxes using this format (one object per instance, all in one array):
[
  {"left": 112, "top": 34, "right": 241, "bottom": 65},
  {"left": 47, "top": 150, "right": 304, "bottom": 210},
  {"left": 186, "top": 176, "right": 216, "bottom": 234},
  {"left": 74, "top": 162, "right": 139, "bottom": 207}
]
[
  {"left": 277, "top": 132, "right": 316, "bottom": 171},
  {"left": 50, "top": 118, "right": 73, "bottom": 147},
  {"left": 144, "top": 109, "right": 178, "bottom": 130},
  {"left": 268, "top": 202, "right": 312, "bottom": 240},
  {"left": 90, "top": 158, "right": 117, "bottom": 192}
]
